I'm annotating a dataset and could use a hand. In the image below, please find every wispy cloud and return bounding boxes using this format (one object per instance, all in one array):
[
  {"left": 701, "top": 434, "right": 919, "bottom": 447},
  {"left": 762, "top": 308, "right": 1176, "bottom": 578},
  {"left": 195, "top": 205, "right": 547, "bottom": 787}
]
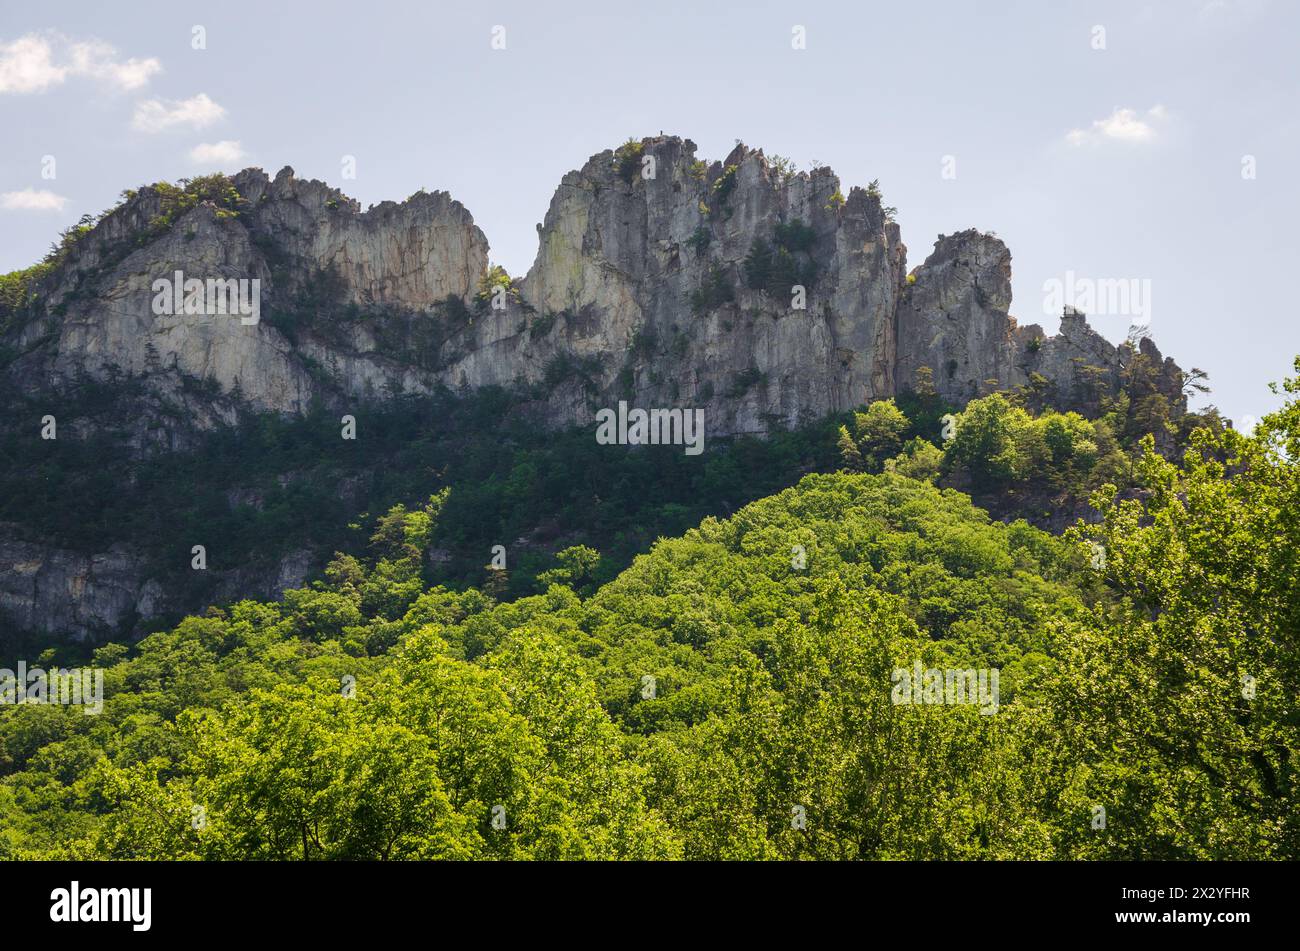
[
  {"left": 1066, "top": 105, "right": 1168, "bottom": 146},
  {"left": 0, "top": 33, "right": 160, "bottom": 94},
  {"left": 189, "top": 140, "right": 247, "bottom": 168},
  {"left": 132, "top": 93, "right": 226, "bottom": 132},
  {"left": 1, "top": 188, "right": 70, "bottom": 211},
  {"left": 67, "top": 39, "right": 161, "bottom": 91}
]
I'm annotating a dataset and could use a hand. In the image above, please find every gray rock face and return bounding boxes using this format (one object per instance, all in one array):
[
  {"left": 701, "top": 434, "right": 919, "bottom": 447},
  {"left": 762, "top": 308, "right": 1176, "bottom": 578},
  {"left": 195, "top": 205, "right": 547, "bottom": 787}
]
[
  {"left": 0, "top": 528, "right": 321, "bottom": 643},
  {"left": 0, "top": 535, "right": 148, "bottom": 641},
  {"left": 1, "top": 134, "right": 1188, "bottom": 641},
  {"left": 8, "top": 136, "right": 1166, "bottom": 437},
  {"left": 501, "top": 139, "right": 908, "bottom": 433},
  {"left": 894, "top": 230, "right": 1189, "bottom": 421},
  {"left": 895, "top": 230, "right": 1019, "bottom": 402},
  {"left": 10, "top": 167, "right": 488, "bottom": 421}
]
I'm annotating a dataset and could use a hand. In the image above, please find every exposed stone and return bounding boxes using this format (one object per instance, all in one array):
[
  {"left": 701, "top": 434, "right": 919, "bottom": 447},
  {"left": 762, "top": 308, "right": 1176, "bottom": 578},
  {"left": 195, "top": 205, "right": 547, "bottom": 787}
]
[
  {"left": 0, "top": 135, "right": 1189, "bottom": 641},
  {"left": 895, "top": 230, "right": 1017, "bottom": 402},
  {"left": 0, "top": 533, "right": 148, "bottom": 642},
  {"left": 0, "top": 527, "right": 322, "bottom": 642},
  {"left": 8, "top": 136, "right": 1175, "bottom": 439}
]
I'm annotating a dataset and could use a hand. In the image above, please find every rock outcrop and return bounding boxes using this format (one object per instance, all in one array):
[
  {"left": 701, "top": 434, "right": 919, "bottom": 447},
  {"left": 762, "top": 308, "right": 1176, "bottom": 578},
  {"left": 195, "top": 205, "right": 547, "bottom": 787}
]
[
  {"left": 511, "top": 140, "right": 907, "bottom": 433},
  {"left": 895, "top": 230, "right": 1019, "bottom": 402},
  {"left": 6, "top": 167, "right": 488, "bottom": 422},
  {"left": 0, "top": 531, "right": 318, "bottom": 643},
  {"left": 6, "top": 135, "right": 1178, "bottom": 441},
  {"left": 0, "top": 535, "right": 149, "bottom": 639},
  {"left": 0, "top": 134, "right": 1189, "bottom": 641}
]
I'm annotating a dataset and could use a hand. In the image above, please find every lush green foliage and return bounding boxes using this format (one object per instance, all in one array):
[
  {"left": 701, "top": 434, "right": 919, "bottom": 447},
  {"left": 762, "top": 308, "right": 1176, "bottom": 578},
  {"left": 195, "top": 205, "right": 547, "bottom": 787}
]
[
  {"left": 0, "top": 385, "right": 842, "bottom": 641},
  {"left": 3, "top": 361, "right": 1295, "bottom": 859},
  {"left": 145, "top": 174, "right": 243, "bottom": 234},
  {"left": 689, "top": 265, "right": 735, "bottom": 314},
  {"left": 849, "top": 360, "right": 1225, "bottom": 519},
  {"left": 0, "top": 262, "right": 54, "bottom": 335},
  {"left": 614, "top": 138, "right": 645, "bottom": 185},
  {"left": 475, "top": 264, "right": 518, "bottom": 309},
  {"left": 837, "top": 398, "right": 909, "bottom": 472},
  {"left": 742, "top": 219, "right": 819, "bottom": 296}
]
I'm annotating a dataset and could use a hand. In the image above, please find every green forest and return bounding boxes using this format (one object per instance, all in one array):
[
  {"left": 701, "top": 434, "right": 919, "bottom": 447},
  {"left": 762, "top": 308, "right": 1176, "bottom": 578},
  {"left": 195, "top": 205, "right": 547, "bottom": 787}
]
[
  {"left": 1, "top": 358, "right": 1295, "bottom": 860},
  {"left": 0, "top": 331, "right": 1215, "bottom": 631}
]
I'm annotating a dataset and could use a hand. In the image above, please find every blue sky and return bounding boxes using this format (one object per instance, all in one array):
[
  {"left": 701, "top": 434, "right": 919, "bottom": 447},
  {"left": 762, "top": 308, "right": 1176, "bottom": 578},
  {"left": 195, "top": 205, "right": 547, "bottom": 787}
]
[{"left": 2, "top": 0, "right": 1296, "bottom": 424}]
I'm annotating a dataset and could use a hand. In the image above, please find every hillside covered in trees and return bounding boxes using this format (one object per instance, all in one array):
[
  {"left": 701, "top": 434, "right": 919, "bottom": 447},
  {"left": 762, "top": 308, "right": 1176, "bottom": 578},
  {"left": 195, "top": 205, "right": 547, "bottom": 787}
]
[
  {"left": 0, "top": 322, "right": 1213, "bottom": 646},
  {"left": 2, "top": 360, "right": 1295, "bottom": 860}
]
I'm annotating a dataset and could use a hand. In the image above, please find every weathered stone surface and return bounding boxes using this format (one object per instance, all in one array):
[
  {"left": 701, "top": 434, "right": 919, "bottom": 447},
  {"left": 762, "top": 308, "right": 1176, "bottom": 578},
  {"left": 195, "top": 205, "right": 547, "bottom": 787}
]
[
  {"left": 506, "top": 139, "right": 908, "bottom": 433},
  {"left": 0, "top": 528, "right": 321, "bottom": 642},
  {"left": 9, "top": 167, "right": 489, "bottom": 422},
  {"left": 0, "top": 534, "right": 148, "bottom": 641},
  {"left": 895, "top": 230, "right": 1019, "bottom": 402},
  {"left": 0, "top": 134, "right": 1189, "bottom": 640},
  {"left": 8, "top": 135, "right": 1169, "bottom": 437},
  {"left": 894, "top": 229, "right": 1185, "bottom": 417}
]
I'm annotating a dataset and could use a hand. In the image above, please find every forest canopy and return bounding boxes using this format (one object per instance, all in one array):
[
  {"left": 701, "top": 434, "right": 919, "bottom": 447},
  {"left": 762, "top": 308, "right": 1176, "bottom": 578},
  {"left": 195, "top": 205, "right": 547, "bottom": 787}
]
[{"left": 2, "top": 359, "right": 1296, "bottom": 860}]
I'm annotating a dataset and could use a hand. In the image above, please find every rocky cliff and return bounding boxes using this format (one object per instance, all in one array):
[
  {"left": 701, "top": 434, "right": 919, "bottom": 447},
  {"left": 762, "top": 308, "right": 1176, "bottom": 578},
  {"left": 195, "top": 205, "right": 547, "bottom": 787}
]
[
  {"left": 0, "top": 134, "right": 1188, "bottom": 640},
  {"left": 5, "top": 135, "right": 1182, "bottom": 437}
]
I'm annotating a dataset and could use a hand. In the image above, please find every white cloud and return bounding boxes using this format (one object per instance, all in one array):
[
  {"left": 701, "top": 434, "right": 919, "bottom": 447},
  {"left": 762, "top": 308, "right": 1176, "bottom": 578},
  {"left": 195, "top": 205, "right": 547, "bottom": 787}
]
[
  {"left": 132, "top": 93, "right": 226, "bottom": 132},
  {"left": 189, "top": 140, "right": 247, "bottom": 167},
  {"left": 1, "top": 188, "right": 70, "bottom": 211},
  {"left": 67, "top": 40, "right": 161, "bottom": 91},
  {"left": 1066, "top": 106, "right": 1168, "bottom": 146},
  {"left": 0, "top": 33, "right": 160, "bottom": 94},
  {"left": 0, "top": 35, "right": 66, "bottom": 93}
]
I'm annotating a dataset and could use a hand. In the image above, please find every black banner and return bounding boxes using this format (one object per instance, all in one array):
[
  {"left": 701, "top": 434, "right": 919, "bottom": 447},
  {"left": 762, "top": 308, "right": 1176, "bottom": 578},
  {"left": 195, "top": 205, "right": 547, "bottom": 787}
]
[{"left": 2, "top": 860, "right": 1282, "bottom": 939}]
